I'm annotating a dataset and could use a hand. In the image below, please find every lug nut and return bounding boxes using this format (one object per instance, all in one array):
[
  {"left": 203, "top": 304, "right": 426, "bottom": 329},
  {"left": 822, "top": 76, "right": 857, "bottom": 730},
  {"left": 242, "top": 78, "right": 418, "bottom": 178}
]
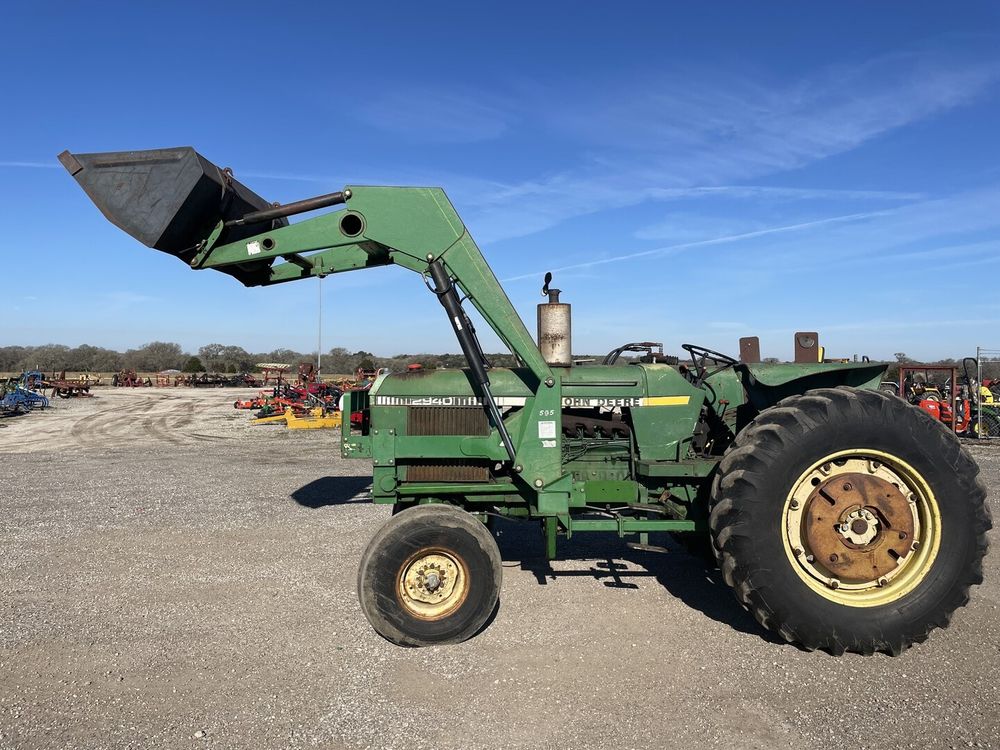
[
  {"left": 877, "top": 577, "right": 888, "bottom": 587},
  {"left": 843, "top": 482, "right": 853, "bottom": 491},
  {"left": 789, "top": 499, "right": 800, "bottom": 510},
  {"left": 828, "top": 578, "right": 840, "bottom": 590},
  {"left": 793, "top": 547, "right": 804, "bottom": 557}
]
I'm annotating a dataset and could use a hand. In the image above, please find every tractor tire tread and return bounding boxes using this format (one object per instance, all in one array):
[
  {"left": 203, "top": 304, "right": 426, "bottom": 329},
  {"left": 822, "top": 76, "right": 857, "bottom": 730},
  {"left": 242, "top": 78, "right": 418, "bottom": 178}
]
[{"left": 709, "top": 386, "right": 990, "bottom": 656}]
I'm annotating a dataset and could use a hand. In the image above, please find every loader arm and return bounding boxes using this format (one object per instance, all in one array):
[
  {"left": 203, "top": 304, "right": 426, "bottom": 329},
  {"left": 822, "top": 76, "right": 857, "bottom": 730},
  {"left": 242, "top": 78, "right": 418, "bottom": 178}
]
[{"left": 196, "top": 185, "right": 552, "bottom": 383}]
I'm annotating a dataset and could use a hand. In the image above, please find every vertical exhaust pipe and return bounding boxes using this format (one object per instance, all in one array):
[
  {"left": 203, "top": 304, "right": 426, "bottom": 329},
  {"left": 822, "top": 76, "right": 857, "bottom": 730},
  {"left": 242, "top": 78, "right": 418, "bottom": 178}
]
[{"left": 538, "top": 272, "right": 572, "bottom": 367}]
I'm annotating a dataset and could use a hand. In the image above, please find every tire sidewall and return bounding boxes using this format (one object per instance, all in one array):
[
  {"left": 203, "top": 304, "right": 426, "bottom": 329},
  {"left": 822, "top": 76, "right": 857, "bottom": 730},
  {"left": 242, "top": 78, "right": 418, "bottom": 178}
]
[
  {"left": 719, "top": 392, "right": 983, "bottom": 645},
  {"left": 358, "top": 506, "right": 501, "bottom": 646}
]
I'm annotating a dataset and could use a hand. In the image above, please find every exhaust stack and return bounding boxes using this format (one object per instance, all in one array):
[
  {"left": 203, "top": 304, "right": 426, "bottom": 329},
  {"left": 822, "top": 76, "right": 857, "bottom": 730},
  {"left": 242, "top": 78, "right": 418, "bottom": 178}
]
[{"left": 537, "top": 272, "right": 572, "bottom": 367}]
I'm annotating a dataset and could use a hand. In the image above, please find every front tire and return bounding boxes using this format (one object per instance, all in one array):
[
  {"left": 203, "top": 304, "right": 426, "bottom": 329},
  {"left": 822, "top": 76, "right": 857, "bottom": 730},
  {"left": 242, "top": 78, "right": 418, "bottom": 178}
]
[
  {"left": 709, "top": 387, "right": 990, "bottom": 655},
  {"left": 357, "top": 504, "right": 501, "bottom": 647}
]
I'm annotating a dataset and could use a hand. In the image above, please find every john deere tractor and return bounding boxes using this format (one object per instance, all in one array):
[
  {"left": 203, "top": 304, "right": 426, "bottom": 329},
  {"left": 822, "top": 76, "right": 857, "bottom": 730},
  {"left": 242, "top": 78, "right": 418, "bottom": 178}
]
[{"left": 61, "top": 147, "right": 990, "bottom": 655}]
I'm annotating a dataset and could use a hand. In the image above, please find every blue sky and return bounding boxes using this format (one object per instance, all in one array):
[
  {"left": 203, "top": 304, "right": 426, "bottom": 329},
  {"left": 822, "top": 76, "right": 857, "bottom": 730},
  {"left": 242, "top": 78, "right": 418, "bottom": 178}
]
[{"left": 3, "top": 2, "right": 1000, "bottom": 361}]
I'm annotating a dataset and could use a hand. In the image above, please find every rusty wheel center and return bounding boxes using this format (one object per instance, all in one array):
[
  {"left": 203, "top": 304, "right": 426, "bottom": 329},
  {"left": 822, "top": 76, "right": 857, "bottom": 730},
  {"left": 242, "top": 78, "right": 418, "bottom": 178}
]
[
  {"left": 784, "top": 453, "right": 941, "bottom": 608},
  {"left": 802, "top": 471, "right": 914, "bottom": 585}
]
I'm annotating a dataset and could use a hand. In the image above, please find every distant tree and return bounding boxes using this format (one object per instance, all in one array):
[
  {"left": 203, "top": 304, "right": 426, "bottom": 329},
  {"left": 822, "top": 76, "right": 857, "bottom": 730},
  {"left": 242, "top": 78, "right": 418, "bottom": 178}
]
[
  {"left": 763, "top": 357, "right": 781, "bottom": 364},
  {"left": 894, "top": 352, "right": 909, "bottom": 363},
  {"left": 123, "top": 341, "right": 184, "bottom": 372},
  {"left": 22, "top": 344, "right": 71, "bottom": 371},
  {"left": 322, "top": 347, "right": 353, "bottom": 375},
  {"left": 182, "top": 356, "right": 204, "bottom": 373},
  {"left": 198, "top": 343, "right": 227, "bottom": 371},
  {"left": 220, "top": 345, "right": 253, "bottom": 372}
]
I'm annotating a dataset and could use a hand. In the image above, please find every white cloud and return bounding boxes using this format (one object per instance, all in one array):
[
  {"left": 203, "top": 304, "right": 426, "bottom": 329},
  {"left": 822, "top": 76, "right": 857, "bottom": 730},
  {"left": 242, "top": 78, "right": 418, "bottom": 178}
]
[
  {"left": 452, "top": 54, "right": 1000, "bottom": 242},
  {"left": 355, "top": 88, "right": 515, "bottom": 143},
  {"left": 0, "top": 161, "right": 61, "bottom": 169}
]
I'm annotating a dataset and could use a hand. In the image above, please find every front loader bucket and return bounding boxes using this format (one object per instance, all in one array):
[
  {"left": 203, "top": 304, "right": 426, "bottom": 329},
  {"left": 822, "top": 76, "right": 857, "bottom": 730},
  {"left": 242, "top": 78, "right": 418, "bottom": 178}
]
[{"left": 58, "top": 147, "right": 287, "bottom": 286}]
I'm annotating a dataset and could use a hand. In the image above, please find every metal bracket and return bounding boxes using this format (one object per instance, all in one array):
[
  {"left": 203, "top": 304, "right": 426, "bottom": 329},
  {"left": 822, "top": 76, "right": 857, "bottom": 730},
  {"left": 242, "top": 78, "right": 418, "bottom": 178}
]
[{"left": 189, "top": 220, "right": 226, "bottom": 269}]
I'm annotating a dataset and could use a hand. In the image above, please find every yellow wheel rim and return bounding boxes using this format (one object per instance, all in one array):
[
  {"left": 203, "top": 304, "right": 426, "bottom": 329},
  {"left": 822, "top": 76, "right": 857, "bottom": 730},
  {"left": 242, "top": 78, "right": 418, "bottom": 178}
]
[
  {"left": 782, "top": 449, "right": 941, "bottom": 607},
  {"left": 397, "top": 549, "right": 469, "bottom": 620}
]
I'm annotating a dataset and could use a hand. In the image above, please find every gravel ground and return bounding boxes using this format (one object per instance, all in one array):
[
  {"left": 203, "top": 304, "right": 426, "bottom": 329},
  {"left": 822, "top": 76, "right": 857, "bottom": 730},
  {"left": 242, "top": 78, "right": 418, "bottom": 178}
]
[{"left": 1, "top": 388, "right": 997, "bottom": 749}]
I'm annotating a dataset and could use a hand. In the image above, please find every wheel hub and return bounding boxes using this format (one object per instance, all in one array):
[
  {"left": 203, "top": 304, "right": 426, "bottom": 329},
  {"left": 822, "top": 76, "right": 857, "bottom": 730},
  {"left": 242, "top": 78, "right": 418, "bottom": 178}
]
[
  {"left": 397, "top": 550, "right": 467, "bottom": 620},
  {"left": 838, "top": 507, "right": 880, "bottom": 545},
  {"left": 786, "top": 457, "right": 926, "bottom": 597}
]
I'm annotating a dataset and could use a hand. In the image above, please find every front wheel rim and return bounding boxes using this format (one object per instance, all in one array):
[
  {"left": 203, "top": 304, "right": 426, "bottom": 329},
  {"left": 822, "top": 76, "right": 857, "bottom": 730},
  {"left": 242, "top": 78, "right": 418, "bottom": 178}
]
[
  {"left": 782, "top": 449, "right": 941, "bottom": 607},
  {"left": 396, "top": 548, "right": 469, "bottom": 620}
]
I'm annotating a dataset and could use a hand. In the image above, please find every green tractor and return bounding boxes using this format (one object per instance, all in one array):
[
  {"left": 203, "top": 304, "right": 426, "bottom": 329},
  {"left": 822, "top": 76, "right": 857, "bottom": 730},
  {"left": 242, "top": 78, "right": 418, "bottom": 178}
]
[{"left": 61, "top": 147, "right": 990, "bottom": 655}]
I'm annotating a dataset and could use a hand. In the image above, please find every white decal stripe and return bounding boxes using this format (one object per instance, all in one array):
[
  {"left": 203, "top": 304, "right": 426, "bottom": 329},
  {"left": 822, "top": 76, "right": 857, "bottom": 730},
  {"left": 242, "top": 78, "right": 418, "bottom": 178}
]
[{"left": 373, "top": 395, "right": 691, "bottom": 407}]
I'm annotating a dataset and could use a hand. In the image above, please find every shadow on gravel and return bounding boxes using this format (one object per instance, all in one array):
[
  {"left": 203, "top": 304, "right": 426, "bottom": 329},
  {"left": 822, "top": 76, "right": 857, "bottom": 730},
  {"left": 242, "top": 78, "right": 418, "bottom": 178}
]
[
  {"left": 291, "top": 476, "right": 373, "bottom": 508},
  {"left": 493, "top": 518, "right": 780, "bottom": 642}
]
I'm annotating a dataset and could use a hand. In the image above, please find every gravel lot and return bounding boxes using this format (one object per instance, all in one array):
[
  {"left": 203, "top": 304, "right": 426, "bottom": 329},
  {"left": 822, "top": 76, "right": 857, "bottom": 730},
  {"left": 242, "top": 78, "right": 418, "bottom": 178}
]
[{"left": 1, "top": 388, "right": 997, "bottom": 749}]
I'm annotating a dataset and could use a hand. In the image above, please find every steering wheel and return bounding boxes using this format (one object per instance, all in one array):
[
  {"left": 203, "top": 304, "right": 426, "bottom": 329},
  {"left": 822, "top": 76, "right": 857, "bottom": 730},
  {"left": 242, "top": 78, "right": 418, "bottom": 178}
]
[{"left": 681, "top": 343, "right": 739, "bottom": 385}]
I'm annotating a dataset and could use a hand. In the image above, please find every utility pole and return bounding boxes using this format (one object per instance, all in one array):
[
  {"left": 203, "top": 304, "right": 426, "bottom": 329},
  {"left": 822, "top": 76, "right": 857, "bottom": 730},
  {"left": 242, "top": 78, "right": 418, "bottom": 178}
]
[{"left": 317, "top": 276, "right": 323, "bottom": 378}]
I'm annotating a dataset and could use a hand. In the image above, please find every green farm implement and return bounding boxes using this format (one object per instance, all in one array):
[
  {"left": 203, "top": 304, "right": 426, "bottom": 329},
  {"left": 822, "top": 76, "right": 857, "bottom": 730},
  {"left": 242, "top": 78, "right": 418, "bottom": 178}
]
[{"left": 62, "top": 147, "right": 990, "bottom": 655}]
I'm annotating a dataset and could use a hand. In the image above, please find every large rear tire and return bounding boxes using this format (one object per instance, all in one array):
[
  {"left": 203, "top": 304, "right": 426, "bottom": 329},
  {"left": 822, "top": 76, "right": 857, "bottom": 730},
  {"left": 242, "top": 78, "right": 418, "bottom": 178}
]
[
  {"left": 709, "top": 387, "right": 990, "bottom": 655},
  {"left": 357, "top": 504, "right": 501, "bottom": 647}
]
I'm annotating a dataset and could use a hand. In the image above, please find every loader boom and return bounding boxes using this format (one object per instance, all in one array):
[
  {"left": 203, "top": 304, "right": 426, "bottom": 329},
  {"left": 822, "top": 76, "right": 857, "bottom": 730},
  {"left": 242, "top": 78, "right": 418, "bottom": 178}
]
[{"left": 198, "top": 185, "right": 553, "bottom": 382}]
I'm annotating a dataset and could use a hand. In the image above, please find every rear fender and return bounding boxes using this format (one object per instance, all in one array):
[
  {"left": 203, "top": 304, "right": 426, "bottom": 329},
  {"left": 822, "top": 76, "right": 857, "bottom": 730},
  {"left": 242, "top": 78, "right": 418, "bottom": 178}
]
[{"left": 739, "top": 363, "right": 887, "bottom": 412}]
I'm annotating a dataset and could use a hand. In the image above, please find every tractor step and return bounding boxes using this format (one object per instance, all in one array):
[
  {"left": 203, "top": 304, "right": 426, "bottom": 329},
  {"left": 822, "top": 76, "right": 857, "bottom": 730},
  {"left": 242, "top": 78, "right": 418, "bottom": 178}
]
[{"left": 626, "top": 542, "right": 670, "bottom": 554}]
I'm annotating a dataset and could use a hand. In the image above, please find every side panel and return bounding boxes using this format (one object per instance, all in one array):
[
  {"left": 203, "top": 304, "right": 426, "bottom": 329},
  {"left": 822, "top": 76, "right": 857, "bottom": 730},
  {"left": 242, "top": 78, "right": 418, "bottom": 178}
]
[{"left": 628, "top": 364, "right": 704, "bottom": 461}]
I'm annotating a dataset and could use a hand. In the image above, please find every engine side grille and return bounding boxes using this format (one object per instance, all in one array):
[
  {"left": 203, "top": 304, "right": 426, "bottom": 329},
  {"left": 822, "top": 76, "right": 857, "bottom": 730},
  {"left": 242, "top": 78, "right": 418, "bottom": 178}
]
[
  {"left": 407, "top": 406, "right": 490, "bottom": 436},
  {"left": 406, "top": 407, "right": 491, "bottom": 482}
]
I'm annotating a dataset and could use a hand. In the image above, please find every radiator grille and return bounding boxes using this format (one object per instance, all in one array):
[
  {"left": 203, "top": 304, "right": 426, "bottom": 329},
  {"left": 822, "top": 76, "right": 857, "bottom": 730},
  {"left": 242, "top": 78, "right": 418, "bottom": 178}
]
[
  {"left": 407, "top": 406, "right": 490, "bottom": 436},
  {"left": 406, "top": 406, "right": 491, "bottom": 482}
]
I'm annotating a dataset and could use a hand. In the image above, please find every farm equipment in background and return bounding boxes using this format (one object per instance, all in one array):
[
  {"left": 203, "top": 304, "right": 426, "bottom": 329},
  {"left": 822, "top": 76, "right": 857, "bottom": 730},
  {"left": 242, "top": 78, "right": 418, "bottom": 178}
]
[
  {"left": 298, "top": 362, "right": 317, "bottom": 384},
  {"left": 21, "top": 371, "right": 46, "bottom": 390},
  {"left": 900, "top": 361, "right": 1000, "bottom": 438},
  {"left": 63, "top": 144, "right": 991, "bottom": 656},
  {"left": 251, "top": 406, "right": 343, "bottom": 429},
  {"left": 1, "top": 379, "right": 49, "bottom": 415},
  {"left": 234, "top": 395, "right": 269, "bottom": 410},
  {"left": 900, "top": 365, "right": 970, "bottom": 432},
  {"left": 257, "top": 364, "right": 290, "bottom": 386},
  {"left": 45, "top": 371, "right": 96, "bottom": 398},
  {"left": 14, "top": 370, "right": 94, "bottom": 399},
  {"left": 112, "top": 369, "right": 149, "bottom": 387},
  {"left": 242, "top": 381, "right": 344, "bottom": 419}
]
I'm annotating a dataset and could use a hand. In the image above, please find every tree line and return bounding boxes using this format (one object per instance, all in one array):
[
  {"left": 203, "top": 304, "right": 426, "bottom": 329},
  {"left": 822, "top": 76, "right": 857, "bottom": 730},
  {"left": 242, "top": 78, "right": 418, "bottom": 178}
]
[
  {"left": 0, "top": 342, "right": 520, "bottom": 376},
  {"left": 5, "top": 343, "right": 995, "bottom": 381}
]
